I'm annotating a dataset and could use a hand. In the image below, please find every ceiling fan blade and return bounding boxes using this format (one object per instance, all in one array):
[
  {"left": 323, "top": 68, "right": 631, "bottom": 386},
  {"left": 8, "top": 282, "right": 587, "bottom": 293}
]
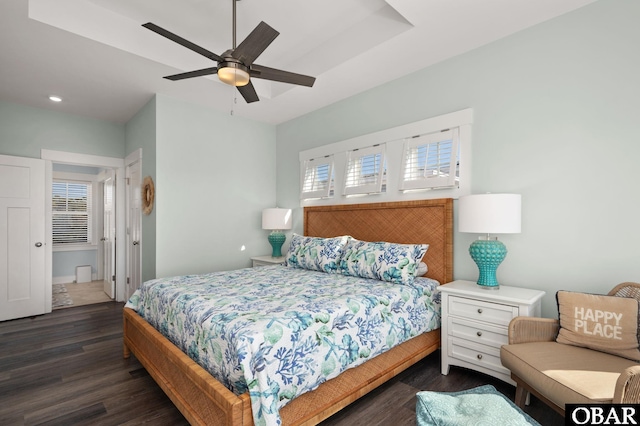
[
  {"left": 237, "top": 82, "right": 260, "bottom": 103},
  {"left": 250, "top": 64, "right": 316, "bottom": 87},
  {"left": 232, "top": 22, "right": 279, "bottom": 66},
  {"left": 143, "top": 22, "right": 222, "bottom": 62},
  {"left": 164, "top": 67, "right": 218, "bottom": 81}
]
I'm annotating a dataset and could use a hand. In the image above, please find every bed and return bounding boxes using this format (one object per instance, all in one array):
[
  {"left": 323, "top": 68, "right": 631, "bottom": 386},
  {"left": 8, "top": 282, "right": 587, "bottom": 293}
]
[{"left": 123, "top": 198, "right": 453, "bottom": 425}]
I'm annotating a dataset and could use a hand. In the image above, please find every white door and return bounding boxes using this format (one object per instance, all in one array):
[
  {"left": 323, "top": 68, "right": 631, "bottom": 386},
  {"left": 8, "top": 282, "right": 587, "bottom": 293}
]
[
  {"left": 0, "top": 155, "right": 46, "bottom": 321},
  {"left": 102, "top": 172, "right": 116, "bottom": 298},
  {"left": 125, "top": 160, "right": 141, "bottom": 300}
]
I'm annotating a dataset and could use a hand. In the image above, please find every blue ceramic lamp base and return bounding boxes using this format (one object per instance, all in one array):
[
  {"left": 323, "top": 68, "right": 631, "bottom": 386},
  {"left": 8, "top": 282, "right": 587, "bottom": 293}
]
[
  {"left": 469, "top": 238, "right": 507, "bottom": 289},
  {"left": 268, "top": 231, "right": 286, "bottom": 258}
]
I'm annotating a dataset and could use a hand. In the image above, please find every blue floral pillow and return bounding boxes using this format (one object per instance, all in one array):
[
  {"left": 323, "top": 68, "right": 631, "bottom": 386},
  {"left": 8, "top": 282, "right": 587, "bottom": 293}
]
[
  {"left": 285, "top": 234, "right": 351, "bottom": 274},
  {"left": 338, "top": 239, "right": 429, "bottom": 285}
]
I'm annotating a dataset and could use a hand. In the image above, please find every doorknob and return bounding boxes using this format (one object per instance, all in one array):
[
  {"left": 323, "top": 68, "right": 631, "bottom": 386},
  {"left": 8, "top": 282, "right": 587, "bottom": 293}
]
[
  {"left": 35, "top": 242, "right": 43, "bottom": 247},
  {"left": 100, "top": 237, "right": 107, "bottom": 241},
  {"left": 132, "top": 241, "right": 139, "bottom": 246}
]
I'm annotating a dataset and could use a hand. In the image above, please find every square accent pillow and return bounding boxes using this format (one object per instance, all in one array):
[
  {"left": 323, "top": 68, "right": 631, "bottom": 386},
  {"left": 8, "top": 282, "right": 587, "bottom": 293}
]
[
  {"left": 338, "top": 239, "right": 428, "bottom": 285},
  {"left": 416, "top": 385, "right": 540, "bottom": 426},
  {"left": 284, "top": 234, "right": 350, "bottom": 274},
  {"left": 556, "top": 290, "right": 640, "bottom": 361}
]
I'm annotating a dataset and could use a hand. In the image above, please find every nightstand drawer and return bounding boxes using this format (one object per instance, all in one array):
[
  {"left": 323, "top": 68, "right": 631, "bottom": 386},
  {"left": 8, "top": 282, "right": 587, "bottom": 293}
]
[
  {"left": 448, "top": 296, "right": 518, "bottom": 327},
  {"left": 448, "top": 337, "right": 510, "bottom": 376},
  {"left": 447, "top": 316, "right": 508, "bottom": 348}
]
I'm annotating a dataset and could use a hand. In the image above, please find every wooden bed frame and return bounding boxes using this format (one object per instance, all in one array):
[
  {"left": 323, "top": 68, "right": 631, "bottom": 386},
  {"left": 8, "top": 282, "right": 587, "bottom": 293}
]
[{"left": 123, "top": 199, "right": 453, "bottom": 425}]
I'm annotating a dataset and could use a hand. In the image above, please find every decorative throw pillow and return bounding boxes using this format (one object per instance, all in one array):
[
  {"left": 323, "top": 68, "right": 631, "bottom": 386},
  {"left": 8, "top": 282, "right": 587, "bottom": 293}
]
[
  {"left": 556, "top": 290, "right": 640, "bottom": 361},
  {"left": 284, "top": 234, "right": 350, "bottom": 274},
  {"left": 338, "top": 239, "right": 428, "bottom": 285},
  {"left": 416, "top": 385, "right": 540, "bottom": 426}
]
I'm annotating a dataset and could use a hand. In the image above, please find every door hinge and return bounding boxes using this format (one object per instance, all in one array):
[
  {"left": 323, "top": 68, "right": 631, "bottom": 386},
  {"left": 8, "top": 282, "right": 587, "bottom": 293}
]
[
  {"left": 112, "top": 275, "right": 116, "bottom": 282},
  {"left": 126, "top": 178, "right": 130, "bottom": 185},
  {"left": 127, "top": 277, "right": 130, "bottom": 284}
]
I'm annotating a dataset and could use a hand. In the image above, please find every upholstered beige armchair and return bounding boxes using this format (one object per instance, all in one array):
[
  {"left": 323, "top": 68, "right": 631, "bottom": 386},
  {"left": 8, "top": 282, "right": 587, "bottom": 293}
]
[{"left": 500, "top": 282, "right": 640, "bottom": 416}]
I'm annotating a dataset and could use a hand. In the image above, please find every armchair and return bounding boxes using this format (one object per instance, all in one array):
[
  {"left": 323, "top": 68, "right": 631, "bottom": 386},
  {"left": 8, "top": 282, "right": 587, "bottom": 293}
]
[{"left": 500, "top": 282, "right": 640, "bottom": 416}]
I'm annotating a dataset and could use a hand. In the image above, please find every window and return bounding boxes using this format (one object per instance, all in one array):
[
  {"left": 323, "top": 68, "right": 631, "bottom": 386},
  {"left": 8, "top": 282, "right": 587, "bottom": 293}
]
[
  {"left": 344, "top": 144, "right": 386, "bottom": 195},
  {"left": 52, "top": 180, "right": 93, "bottom": 245},
  {"left": 300, "top": 156, "right": 334, "bottom": 199},
  {"left": 400, "top": 128, "right": 460, "bottom": 191},
  {"left": 298, "top": 108, "right": 472, "bottom": 205}
]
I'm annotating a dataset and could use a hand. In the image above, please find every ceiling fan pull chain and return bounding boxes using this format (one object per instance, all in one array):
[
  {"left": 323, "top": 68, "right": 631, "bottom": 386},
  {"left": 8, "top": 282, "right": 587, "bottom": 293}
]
[{"left": 230, "top": 86, "right": 237, "bottom": 116}]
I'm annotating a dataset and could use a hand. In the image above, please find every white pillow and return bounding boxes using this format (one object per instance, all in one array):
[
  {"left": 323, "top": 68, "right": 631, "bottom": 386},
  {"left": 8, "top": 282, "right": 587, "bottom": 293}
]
[{"left": 416, "top": 262, "right": 428, "bottom": 276}]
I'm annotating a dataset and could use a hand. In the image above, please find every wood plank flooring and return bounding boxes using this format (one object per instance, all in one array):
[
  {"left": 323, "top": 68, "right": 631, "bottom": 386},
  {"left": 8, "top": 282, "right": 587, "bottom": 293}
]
[{"left": 0, "top": 302, "right": 563, "bottom": 425}]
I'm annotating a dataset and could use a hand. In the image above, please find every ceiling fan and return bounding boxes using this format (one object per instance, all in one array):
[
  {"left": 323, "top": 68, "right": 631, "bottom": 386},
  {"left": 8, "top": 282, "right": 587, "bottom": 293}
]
[{"left": 143, "top": 0, "right": 316, "bottom": 103}]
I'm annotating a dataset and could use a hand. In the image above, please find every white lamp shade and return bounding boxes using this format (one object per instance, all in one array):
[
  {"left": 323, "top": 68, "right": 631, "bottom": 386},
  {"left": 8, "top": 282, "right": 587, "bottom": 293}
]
[
  {"left": 262, "top": 208, "right": 292, "bottom": 230},
  {"left": 458, "top": 194, "right": 521, "bottom": 234}
]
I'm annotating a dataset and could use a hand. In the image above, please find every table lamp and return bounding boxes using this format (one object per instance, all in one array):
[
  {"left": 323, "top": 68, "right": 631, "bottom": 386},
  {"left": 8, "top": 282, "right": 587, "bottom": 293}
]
[
  {"left": 262, "top": 208, "right": 292, "bottom": 257},
  {"left": 458, "top": 193, "right": 521, "bottom": 288}
]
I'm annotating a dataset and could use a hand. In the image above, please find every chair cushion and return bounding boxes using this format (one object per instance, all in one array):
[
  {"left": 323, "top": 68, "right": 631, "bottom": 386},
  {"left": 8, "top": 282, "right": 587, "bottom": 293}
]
[
  {"left": 416, "top": 385, "right": 539, "bottom": 426},
  {"left": 556, "top": 290, "right": 640, "bottom": 361},
  {"left": 501, "top": 341, "right": 638, "bottom": 407}
]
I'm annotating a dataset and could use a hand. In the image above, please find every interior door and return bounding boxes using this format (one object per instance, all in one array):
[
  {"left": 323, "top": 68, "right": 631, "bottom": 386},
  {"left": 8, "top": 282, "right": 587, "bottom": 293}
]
[
  {"left": 102, "top": 172, "right": 116, "bottom": 298},
  {"left": 0, "top": 155, "right": 46, "bottom": 321},
  {"left": 125, "top": 160, "right": 141, "bottom": 300}
]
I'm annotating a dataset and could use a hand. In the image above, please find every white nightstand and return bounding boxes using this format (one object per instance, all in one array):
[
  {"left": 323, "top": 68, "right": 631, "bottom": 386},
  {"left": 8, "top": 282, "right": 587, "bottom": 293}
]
[
  {"left": 251, "top": 255, "right": 286, "bottom": 267},
  {"left": 438, "top": 280, "right": 545, "bottom": 384}
]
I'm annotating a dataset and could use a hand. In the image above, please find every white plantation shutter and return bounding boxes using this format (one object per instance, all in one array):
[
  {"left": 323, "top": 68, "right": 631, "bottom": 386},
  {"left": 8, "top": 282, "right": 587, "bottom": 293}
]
[
  {"left": 400, "top": 128, "right": 460, "bottom": 191},
  {"left": 343, "top": 144, "right": 386, "bottom": 195},
  {"left": 301, "top": 156, "right": 334, "bottom": 199},
  {"left": 52, "top": 180, "right": 92, "bottom": 245}
]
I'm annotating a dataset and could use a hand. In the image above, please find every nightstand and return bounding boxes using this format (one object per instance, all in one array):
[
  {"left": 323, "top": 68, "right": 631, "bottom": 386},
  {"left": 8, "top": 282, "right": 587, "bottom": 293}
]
[
  {"left": 251, "top": 255, "right": 285, "bottom": 267},
  {"left": 438, "top": 280, "right": 545, "bottom": 385}
]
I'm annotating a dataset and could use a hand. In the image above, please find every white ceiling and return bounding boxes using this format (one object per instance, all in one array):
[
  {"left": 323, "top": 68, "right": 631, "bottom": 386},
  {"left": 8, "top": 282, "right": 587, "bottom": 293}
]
[{"left": 0, "top": 0, "right": 596, "bottom": 125}]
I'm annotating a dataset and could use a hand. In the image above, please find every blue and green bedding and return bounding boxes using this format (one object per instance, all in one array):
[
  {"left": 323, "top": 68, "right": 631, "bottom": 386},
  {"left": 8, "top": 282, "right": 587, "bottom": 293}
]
[{"left": 126, "top": 265, "right": 440, "bottom": 426}]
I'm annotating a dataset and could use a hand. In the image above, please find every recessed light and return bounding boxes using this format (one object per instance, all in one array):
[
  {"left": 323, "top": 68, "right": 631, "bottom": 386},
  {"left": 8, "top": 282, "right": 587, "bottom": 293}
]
[{"left": 49, "top": 96, "right": 62, "bottom": 102}]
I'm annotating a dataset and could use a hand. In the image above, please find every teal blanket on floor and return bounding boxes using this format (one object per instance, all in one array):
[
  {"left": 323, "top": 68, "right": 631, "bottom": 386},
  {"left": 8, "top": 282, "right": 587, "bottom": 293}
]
[{"left": 416, "top": 385, "right": 540, "bottom": 426}]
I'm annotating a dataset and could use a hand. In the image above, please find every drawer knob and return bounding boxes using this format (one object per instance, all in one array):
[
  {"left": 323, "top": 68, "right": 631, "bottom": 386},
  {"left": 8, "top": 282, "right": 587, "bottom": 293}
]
[
  {"left": 477, "top": 308, "right": 483, "bottom": 314},
  {"left": 477, "top": 354, "right": 483, "bottom": 360},
  {"left": 476, "top": 331, "right": 483, "bottom": 337}
]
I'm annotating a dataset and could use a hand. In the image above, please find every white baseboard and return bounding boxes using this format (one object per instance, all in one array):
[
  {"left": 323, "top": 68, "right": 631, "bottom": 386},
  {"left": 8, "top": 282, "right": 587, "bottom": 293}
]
[
  {"left": 53, "top": 273, "right": 98, "bottom": 285},
  {"left": 53, "top": 275, "right": 75, "bottom": 285}
]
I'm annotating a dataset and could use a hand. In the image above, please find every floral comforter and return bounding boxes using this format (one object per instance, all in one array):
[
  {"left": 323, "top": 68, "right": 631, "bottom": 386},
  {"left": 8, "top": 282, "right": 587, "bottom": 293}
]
[{"left": 125, "top": 265, "right": 441, "bottom": 426}]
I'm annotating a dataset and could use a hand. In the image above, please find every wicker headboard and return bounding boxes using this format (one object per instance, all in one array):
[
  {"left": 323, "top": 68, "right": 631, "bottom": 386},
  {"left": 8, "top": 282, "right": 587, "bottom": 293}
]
[{"left": 304, "top": 199, "right": 453, "bottom": 285}]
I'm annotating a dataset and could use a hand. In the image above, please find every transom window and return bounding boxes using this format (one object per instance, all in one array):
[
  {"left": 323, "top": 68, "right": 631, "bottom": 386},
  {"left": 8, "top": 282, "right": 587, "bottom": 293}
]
[
  {"left": 400, "top": 128, "right": 460, "bottom": 191},
  {"left": 300, "top": 156, "right": 334, "bottom": 199},
  {"left": 344, "top": 144, "right": 386, "bottom": 195},
  {"left": 298, "top": 108, "right": 472, "bottom": 204}
]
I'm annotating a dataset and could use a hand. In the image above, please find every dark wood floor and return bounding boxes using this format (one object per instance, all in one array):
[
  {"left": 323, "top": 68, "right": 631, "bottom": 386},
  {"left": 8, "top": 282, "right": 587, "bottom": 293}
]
[{"left": 0, "top": 302, "right": 563, "bottom": 425}]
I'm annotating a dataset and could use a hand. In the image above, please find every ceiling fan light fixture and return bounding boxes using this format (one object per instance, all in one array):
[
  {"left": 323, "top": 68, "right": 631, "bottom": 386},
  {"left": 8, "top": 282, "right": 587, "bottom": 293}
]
[{"left": 218, "top": 61, "right": 250, "bottom": 87}]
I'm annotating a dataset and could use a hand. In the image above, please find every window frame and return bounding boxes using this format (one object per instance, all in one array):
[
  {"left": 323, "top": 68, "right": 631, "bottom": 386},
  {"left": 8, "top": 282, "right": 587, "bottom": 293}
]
[
  {"left": 52, "top": 172, "right": 98, "bottom": 252},
  {"left": 300, "top": 155, "right": 335, "bottom": 200},
  {"left": 343, "top": 144, "right": 386, "bottom": 196},
  {"left": 399, "top": 128, "right": 460, "bottom": 191},
  {"left": 298, "top": 108, "right": 472, "bottom": 206}
]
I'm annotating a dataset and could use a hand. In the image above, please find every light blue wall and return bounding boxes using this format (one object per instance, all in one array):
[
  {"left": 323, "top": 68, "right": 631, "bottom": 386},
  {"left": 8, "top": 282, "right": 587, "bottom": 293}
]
[
  {"left": 52, "top": 251, "right": 97, "bottom": 280},
  {"left": 155, "top": 94, "right": 277, "bottom": 277},
  {"left": 0, "top": 100, "right": 126, "bottom": 285},
  {"left": 276, "top": 0, "right": 640, "bottom": 317},
  {"left": 0, "top": 100, "right": 125, "bottom": 159},
  {"left": 125, "top": 96, "right": 157, "bottom": 283}
]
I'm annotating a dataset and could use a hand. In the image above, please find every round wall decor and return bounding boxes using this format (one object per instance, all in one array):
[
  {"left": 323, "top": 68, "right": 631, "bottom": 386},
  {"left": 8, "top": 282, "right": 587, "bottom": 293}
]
[{"left": 142, "top": 176, "right": 155, "bottom": 215}]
